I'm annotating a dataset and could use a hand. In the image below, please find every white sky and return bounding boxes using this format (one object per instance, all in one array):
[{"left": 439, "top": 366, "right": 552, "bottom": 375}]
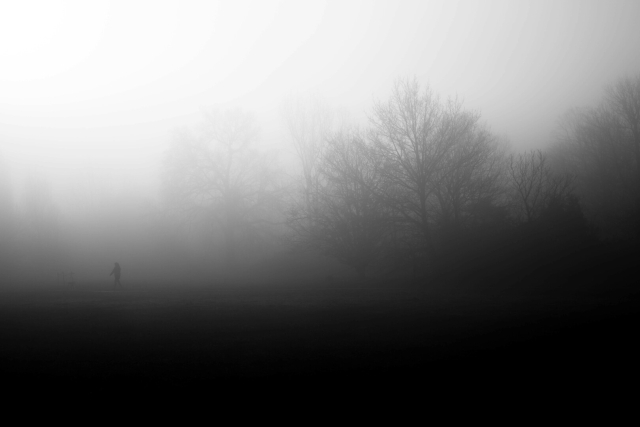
[{"left": 1, "top": 0, "right": 640, "bottom": 209}]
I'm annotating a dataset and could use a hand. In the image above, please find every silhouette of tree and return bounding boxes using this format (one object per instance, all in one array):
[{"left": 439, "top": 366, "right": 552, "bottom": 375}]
[
  {"left": 432, "top": 113, "right": 506, "bottom": 239},
  {"left": 605, "top": 75, "right": 640, "bottom": 183},
  {"left": 370, "top": 78, "right": 453, "bottom": 251},
  {"left": 369, "top": 77, "right": 504, "bottom": 268},
  {"left": 554, "top": 74, "right": 640, "bottom": 237},
  {"left": 288, "top": 128, "right": 393, "bottom": 277},
  {"left": 162, "top": 108, "right": 285, "bottom": 268},
  {"left": 508, "top": 150, "right": 574, "bottom": 224},
  {"left": 556, "top": 108, "right": 632, "bottom": 228},
  {"left": 281, "top": 96, "right": 335, "bottom": 212}
]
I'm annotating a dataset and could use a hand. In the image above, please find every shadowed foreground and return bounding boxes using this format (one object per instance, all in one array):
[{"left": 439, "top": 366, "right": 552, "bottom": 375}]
[{"left": 1, "top": 281, "right": 638, "bottom": 393}]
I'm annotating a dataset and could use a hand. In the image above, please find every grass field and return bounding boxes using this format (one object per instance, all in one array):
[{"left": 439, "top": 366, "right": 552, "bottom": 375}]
[{"left": 1, "top": 280, "right": 638, "bottom": 393}]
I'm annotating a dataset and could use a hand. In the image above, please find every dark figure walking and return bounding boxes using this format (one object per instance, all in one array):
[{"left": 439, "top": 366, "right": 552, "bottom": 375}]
[{"left": 110, "top": 262, "right": 122, "bottom": 288}]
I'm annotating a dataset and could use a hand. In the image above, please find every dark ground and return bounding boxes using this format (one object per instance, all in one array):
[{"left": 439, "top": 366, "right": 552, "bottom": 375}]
[{"left": 1, "top": 279, "right": 638, "bottom": 395}]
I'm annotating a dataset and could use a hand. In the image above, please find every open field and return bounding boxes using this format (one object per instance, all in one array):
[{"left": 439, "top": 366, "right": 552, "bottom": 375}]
[{"left": 1, "top": 280, "right": 639, "bottom": 392}]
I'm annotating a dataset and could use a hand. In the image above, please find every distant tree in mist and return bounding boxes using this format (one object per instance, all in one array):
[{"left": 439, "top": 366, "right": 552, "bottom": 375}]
[
  {"left": 431, "top": 113, "right": 506, "bottom": 241},
  {"left": 282, "top": 96, "right": 333, "bottom": 200},
  {"left": 281, "top": 95, "right": 346, "bottom": 234},
  {"left": 369, "top": 77, "right": 505, "bottom": 267},
  {"left": 278, "top": 76, "right": 611, "bottom": 285},
  {"left": 554, "top": 73, "right": 640, "bottom": 238},
  {"left": 369, "top": 78, "right": 454, "bottom": 255},
  {"left": 162, "top": 108, "right": 285, "bottom": 268},
  {"left": 284, "top": 79, "right": 507, "bottom": 279},
  {"left": 288, "top": 128, "right": 393, "bottom": 277},
  {"left": 508, "top": 150, "right": 574, "bottom": 224},
  {"left": 606, "top": 75, "right": 640, "bottom": 181}
]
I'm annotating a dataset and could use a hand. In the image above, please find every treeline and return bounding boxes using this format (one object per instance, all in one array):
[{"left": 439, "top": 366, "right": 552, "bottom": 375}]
[
  {"left": 2, "top": 74, "right": 638, "bottom": 290},
  {"left": 283, "top": 78, "right": 591, "bottom": 291},
  {"left": 162, "top": 75, "right": 640, "bottom": 292}
]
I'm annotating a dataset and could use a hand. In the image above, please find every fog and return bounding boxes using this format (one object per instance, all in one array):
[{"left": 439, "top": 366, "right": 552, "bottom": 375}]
[
  {"left": 5, "top": 1, "right": 640, "bottom": 392},
  {"left": 1, "top": 0, "right": 640, "bottom": 287}
]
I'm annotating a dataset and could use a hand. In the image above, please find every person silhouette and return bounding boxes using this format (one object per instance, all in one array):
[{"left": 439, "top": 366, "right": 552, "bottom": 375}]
[{"left": 110, "top": 262, "right": 122, "bottom": 288}]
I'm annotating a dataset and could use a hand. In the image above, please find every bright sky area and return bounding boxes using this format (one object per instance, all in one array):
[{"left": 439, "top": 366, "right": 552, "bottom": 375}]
[{"left": 1, "top": 0, "right": 640, "bottom": 210}]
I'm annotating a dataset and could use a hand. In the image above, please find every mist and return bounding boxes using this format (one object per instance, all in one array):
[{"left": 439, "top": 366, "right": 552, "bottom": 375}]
[
  {"left": 1, "top": 0, "right": 640, "bottom": 392},
  {"left": 1, "top": 0, "right": 638, "bottom": 287}
]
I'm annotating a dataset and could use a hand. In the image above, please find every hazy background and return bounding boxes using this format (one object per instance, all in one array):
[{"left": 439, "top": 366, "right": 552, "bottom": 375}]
[{"left": 1, "top": 0, "right": 639, "bottom": 285}]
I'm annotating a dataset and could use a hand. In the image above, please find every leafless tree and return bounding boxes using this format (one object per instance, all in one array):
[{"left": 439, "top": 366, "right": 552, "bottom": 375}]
[
  {"left": 369, "top": 77, "right": 504, "bottom": 256},
  {"left": 162, "top": 108, "right": 285, "bottom": 268},
  {"left": 281, "top": 96, "right": 335, "bottom": 211},
  {"left": 605, "top": 74, "right": 640, "bottom": 182},
  {"left": 288, "top": 128, "right": 393, "bottom": 277},
  {"left": 553, "top": 75, "right": 640, "bottom": 237},
  {"left": 560, "top": 108, "right": 633, "bottom": 217},
  {"left": 370, "top": 78, "right": 448, "bottom": 248},
  {"left": 432, "top": 113, "right": 506, "bottom": 236},
  {"left": 508, "top": 150, "right": 574, "bottom": 223}
]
